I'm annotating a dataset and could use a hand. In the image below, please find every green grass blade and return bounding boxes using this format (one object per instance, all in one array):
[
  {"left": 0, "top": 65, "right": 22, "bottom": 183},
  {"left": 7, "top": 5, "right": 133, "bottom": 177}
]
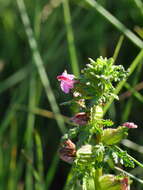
[
  {"left": 113, "top": 35, "right": 124, "bottom": 62},
  {"left": 21, "top": 150, "right": 42, "bottom": 183},
  {"left": 45, "top": 153, "right": 59, "bottom": 189},
  {"left": 15, "top": 105, "right": 71, "bottom": 125},
  {"left": 25, "top": 76, "right": 36, "bottom": 190},
  {"left": 132, "top": 0, "right": 143, "bottom": 16},
  {"left": 122, "top": 139, "right": 143, "bottom": 154},
  {"left": 115, "top": 166, "right": 143, "bottom": 184},
  {"left": 0, "top": 82, "right": 28, "bottom": 136},
  {"left": 84, "top": 0, "right": 143, "bottom": 49},
  {"left": 0, "top": 7, "right": 83, "bottom": 95},
  {"left": 7, "top": 121, "right": 18, "bottom": 190},
  {"left": 35, "top": 131, "right": 45, "bottom": 176},
  {"left": 63, "top": 168, "right": 75, "bottom": 190},
  {"left": 121, "top": 63, "right": 142, "bottom": 122},
  {"left": 124, "top": 82, "right": 143, "bottom": 103},
  {"left": 134, "top": 26, "right": 143, "bottom": 39},
  {"left": 63, "top": 0, "right": 80, "bottom": 76},
  {"left": 16, "top": 0, "right": 65, "bottom": 134},
  {"left": 34, "top": 131, "right": 45, "bottom": 190},
  {"left": 108, "top": 35, "right": 124, "bottom": 121},
  {"left": 104, "top": 48, "right": 143, "bottom": 115},
  {"left": 0, "top": 65, "right": 31, "bottom": 94}
]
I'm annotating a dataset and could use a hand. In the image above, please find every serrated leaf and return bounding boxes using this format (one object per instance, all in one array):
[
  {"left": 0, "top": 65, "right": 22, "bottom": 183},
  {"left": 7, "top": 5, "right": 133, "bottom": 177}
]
[{"left": 108, "top": 146, "right": 135, "bottom": 168}]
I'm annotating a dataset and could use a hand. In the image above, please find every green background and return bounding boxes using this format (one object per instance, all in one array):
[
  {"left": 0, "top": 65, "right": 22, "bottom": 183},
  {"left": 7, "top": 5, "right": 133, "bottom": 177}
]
[{"left": 0, "top": 0, "right": 143, "bottom": 189}]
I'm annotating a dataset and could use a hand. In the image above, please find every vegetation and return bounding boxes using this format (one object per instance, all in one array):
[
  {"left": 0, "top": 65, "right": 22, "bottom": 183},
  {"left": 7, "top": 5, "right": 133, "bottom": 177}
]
[{"left": 0, "top": 0, "right": 143, "bottom": 189}]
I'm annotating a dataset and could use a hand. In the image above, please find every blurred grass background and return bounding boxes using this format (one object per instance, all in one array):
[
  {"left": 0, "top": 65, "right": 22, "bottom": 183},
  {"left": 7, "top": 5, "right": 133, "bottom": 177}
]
[{"left": 0, "top": 0, "right": 143, "bottom": 189}]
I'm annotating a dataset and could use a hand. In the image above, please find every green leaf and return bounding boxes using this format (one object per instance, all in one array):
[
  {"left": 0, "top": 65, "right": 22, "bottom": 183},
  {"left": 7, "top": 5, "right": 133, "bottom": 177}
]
[
  {"left": 101, "top": 127, "right": 128, "bottom": 145},
  {"left": 108, "top": 146, "right": 135, "bottom": 168},
  {"left": 100, "top": 175, "right": 128, "bottom": 190}
]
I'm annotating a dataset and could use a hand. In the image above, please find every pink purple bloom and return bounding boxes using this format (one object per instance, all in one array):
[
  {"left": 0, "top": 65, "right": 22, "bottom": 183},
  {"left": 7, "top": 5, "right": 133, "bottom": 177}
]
[
  {"left": 122, "top": 122, "right": 138, "bottom": 129},
  {"left": 57, "top": 70, "right": 76, "bottom": 94},
  {"left": 70, "top": 112, "right": 89, "bottom": 125}
]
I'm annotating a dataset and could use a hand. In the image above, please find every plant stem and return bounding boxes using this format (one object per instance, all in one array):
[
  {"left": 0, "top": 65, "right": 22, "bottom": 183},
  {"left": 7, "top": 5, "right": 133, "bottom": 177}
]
[
  {"left": 93, "top": 169, "right": 102, "bottom": 190},
  {"left": 63, "top": 0, "right": 80, "bottom": 76},
  {"left": 113, "top": 35, "right": 124, "bottom": 62}
]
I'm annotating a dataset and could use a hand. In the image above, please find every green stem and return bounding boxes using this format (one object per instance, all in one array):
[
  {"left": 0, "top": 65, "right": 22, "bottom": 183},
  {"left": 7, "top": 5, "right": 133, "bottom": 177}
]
[
  {"left": 115, "top": 166, "right": 143, "bottom": 184},
  {"left": 62, "top": 0, "right": 80, "bottom": 76},
  {"left": 113, "top": 35, "right": 124, "bottom": 62},
  {"left": 93, "top": 169, "right": 102, "bottom": 190},
  {"left": 82, "top": 177, "right": 88, "bottom": 190},
  {"left": 84, "top": 0, "right": 143, "bottom": 49},
  {"left": 104, "top": 48, "right": 143, "bottom": 115},
  {"left": 16, "top": 0, "right": 66, "bottom": 134}
]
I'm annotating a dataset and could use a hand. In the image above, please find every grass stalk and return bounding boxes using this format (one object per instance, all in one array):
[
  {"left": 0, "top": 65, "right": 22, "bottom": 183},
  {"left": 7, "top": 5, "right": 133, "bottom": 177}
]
[
  {"left": 122, "top": 139, "right": 143, "bottom": 154},
  {"left": 25, "top": 76, "right": 36, "bottom": 190},
  {"left": 7, "top": 120, "right": 18, "bottom": 190},
  {"left": 16, "top": 0, "right": 65, "bottom": 134},
  {"left": 113, "top": 35, "right": 124, "bottom": 62},
  {"left": 104, "top": 48, "right": 143, "bottom": 115},
  {"left": 124, "top": 82, "right": 143, "bottom": 103},
  {"left": 115, "top": 166, "right": 143, "bottom": 184},
  {"left": 45, "top": 153, "right": 59, "bottom": 189},
  {"left": 132, "top": 0, "right": 143, "bottom": 16},
  {"left": 84, "top": 0, "right": 143, "bottom": 49},
  {"left": 34, "top": 131, "right": 45, "bottom": 190},
  {"left": 120, "top": 63, "right": 142, "bottom": 121},
  {"left": 108, "top": 35, "right": 124, "bottom": 121},
  {"left": 63, "top": 0, "right": 80, "bottom": 76}
]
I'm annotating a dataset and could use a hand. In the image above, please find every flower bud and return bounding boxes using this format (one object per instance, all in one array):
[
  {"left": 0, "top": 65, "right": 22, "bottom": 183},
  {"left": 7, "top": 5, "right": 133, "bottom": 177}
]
[
  {"left": 59, "top": 139, "right": 76, "bottom": 164},
  {"left": 70, "top": 112, "right": 89, "bottom": 126},
  {"left": 121, "top": 177, "right": 129, "bottom": 190},
  {"left": 122, "top": 122, "right": 138, "bottom": 129}
]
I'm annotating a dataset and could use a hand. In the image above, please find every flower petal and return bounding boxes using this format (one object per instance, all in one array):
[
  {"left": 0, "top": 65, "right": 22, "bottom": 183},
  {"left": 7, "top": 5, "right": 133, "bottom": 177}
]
[
  {"left": 57, "top": 70, "right": 76, "bottom": 93},
  {"left": 60, "top": 81, "right": 70, "bottom": 93},
  {"left": 62, "top": 70, "right": 75, "bottom": 80}
]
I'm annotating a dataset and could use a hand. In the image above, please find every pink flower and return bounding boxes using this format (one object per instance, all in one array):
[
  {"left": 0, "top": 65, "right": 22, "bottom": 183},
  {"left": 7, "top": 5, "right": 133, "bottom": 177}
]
[
  {"left": 57, "top": 70, "right": 76, "bottom": 93},
  {"left": 70, "top": 112, "right": 89, "bottom": 125},
  {"left": 122, "top": 122, "right": 138, "bottom": 129}
]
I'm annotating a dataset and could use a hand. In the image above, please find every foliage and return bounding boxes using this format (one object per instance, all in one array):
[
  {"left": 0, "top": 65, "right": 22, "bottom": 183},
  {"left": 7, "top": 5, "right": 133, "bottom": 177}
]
[
  {"left": 74, "top": 57, "right": 128, "bottom": 104},
  {"left": 58, "top": 56, "right": 140, "bottom": 189},
  {"left": 0, "top": 0, "right": 143, "bottom": 189}
]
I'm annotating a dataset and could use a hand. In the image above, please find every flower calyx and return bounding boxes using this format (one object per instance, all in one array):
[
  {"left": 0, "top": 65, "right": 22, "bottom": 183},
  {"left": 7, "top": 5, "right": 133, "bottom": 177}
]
[
  {"left": 59, "top": 139, "right": 76, "bottom": 164},
  {"left": 70, "top": 112, "right": 89, "bottom": 126}
]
